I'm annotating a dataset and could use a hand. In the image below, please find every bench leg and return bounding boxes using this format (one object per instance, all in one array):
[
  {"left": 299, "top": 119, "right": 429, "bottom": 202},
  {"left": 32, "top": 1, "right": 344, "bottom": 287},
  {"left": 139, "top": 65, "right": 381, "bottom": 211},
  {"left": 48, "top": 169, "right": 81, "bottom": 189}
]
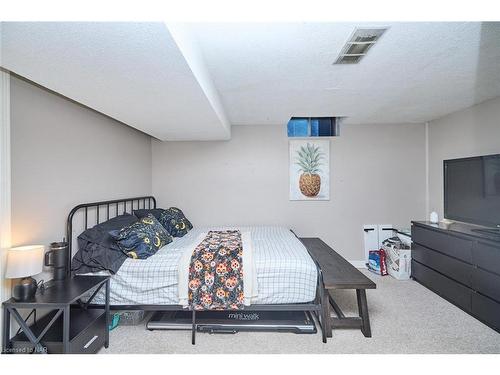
[
  {"left": 356, "top": 289, "right": 371, "bottom": 337},
  {"left": 322, "top": 289, "right": 333, "bottom": 339}
]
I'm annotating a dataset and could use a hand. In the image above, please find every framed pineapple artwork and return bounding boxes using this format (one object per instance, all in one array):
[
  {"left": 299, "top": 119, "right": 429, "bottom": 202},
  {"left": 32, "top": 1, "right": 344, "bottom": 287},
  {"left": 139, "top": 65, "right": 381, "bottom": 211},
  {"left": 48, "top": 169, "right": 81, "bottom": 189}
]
[{"left": 289, "top": 139, "right": 330, "bottom": 200}]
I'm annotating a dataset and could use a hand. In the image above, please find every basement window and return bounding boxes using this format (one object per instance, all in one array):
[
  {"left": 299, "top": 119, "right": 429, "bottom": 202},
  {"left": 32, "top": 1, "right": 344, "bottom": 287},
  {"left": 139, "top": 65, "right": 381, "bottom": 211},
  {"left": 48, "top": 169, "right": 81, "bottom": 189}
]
[{"left": 287, "top": 117, "right": 339, "bottom": 137}]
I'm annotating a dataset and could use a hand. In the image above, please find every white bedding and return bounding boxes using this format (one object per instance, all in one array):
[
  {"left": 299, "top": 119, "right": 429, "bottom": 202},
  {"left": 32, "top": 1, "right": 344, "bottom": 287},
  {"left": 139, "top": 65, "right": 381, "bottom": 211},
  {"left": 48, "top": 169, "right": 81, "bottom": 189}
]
[{"left": 88, "top": 226, "right": 318, "bottom": 305}]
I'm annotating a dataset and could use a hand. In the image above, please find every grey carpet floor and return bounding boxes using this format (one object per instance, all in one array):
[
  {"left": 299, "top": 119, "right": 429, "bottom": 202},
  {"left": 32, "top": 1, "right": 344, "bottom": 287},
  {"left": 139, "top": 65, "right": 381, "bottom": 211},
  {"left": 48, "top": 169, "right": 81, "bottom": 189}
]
[{"left": 102, "top": 270, "right": 500, "bottom": 354}]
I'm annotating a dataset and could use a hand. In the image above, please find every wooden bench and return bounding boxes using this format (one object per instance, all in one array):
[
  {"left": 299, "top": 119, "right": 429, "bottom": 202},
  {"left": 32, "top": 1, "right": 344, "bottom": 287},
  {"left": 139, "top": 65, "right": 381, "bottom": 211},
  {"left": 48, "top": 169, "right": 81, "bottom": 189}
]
[{"left": 300, "top": 238, "right": 376, "bottom": 338}]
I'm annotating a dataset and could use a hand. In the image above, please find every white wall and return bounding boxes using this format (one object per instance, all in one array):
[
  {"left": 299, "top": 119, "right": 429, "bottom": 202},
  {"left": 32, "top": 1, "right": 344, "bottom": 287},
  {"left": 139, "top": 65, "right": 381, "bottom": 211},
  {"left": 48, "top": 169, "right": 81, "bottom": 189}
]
[
  {"left": 12, "top": 75, "right": 499, "bottom": 266},
  {"left": 152, "top": 124, "right": 426, "bottom": 261},
  {"left": 0, "top": 71, "right": 12, "bottom": 339},
  {"left": 428, "top": 96, "right": 500, "bottom": 219},
  {"left": 10, "top": 76, "right": 153, "bottom": 278}
]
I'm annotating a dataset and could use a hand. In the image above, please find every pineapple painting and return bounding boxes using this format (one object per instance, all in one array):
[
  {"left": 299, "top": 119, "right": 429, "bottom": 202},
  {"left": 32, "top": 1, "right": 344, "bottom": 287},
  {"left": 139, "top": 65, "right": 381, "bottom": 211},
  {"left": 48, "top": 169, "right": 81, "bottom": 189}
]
[
  {"left": 290, "top": 140, "right": 329, "bottom": 200},
  {"left": 296, "top": 143, "right": 323, "bottom": 197}
]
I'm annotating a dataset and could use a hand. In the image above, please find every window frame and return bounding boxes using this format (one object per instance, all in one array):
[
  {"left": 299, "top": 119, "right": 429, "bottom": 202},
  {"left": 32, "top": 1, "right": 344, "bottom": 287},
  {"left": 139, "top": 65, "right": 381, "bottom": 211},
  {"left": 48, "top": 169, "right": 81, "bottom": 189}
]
[{"left": 287, "top": 117, "right": 339, "bottom": 138}]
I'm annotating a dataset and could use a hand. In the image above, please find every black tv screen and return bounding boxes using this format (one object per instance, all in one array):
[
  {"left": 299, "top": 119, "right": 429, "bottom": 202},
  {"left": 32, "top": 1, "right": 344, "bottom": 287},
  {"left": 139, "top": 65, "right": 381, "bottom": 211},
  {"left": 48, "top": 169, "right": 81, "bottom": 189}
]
[{"left": 444, "top": 154, "right": 500, "bottom": 227}]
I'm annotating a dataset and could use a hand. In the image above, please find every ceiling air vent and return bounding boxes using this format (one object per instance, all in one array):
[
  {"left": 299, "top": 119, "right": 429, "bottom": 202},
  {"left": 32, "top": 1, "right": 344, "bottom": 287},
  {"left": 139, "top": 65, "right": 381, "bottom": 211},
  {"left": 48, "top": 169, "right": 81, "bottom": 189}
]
[{"left": 334, "top": 28, "right": 387, "bottom": 64}]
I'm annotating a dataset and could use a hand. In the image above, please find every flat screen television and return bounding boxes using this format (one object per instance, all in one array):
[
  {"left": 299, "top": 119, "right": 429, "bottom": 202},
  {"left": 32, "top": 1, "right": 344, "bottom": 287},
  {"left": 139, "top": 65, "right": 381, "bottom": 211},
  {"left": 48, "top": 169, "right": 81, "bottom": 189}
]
[{"left": 444, "top": 154, "right": 500, "bottom": 229}]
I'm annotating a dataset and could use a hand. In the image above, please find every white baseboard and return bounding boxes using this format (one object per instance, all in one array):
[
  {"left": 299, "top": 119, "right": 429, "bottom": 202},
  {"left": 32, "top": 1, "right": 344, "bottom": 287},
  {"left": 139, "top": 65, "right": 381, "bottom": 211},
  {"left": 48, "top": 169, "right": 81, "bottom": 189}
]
[{"left": 349, "top": 260, "right": 367, "bottom": 269}]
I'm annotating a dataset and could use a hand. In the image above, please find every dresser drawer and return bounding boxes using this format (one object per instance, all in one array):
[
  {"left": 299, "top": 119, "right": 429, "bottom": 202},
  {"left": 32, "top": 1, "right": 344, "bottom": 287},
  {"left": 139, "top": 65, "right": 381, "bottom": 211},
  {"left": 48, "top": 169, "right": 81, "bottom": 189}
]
[
  {"left": 70, "top": 312, "right": 106, "bottom": 354},
  {"left": 412, "top": 225, "right": 472, "bottom": 263},
  {"left": 412, "top": 260, "right": 472, "bottom": 312},
  {"left": 473, "top": 240, "right": 500, "bottom": 276},
  {"left": 412, "top": 243, "right": 472, "bottom": 287},
  {"left": 472, "top": 267, "right": 500, "bottom": 303},
  {"left": 471, "top": 292, "right": 500, "bottom": 331}
]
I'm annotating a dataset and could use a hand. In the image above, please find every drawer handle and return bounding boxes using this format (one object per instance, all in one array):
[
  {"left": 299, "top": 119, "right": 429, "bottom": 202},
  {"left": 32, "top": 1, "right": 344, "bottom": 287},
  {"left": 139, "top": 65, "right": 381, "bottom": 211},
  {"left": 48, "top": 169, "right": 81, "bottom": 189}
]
[{"left": 84, "top": 335, "right": 99, "bottom": 349}]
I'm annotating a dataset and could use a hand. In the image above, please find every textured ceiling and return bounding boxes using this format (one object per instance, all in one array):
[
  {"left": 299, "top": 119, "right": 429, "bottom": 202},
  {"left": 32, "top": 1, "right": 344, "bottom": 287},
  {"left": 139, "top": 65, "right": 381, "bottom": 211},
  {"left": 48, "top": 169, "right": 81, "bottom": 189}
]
[
  {"left": 1, "top": 22, "right": 500, "bottom": 140},
  {"left": 0, "top": 22, "right": 230, "bottom": 140},
  {"left": 191, "top": 22, "right": 500, "bottom": 125}
]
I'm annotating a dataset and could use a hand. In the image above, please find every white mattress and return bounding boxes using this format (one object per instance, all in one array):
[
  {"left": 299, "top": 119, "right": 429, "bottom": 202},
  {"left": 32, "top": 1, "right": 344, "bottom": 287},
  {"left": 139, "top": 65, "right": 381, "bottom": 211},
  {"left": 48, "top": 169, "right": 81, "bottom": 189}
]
[{"left": 89, "top": 226, "right": 318, "bottom": 305}]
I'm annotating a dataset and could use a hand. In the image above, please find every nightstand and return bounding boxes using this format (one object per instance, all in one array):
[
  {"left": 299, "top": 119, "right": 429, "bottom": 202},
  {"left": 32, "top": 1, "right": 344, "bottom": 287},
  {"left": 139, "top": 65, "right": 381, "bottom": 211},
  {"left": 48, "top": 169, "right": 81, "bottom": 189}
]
[{"left": 2, "top": 275, "right": 110, "bottom": 354}]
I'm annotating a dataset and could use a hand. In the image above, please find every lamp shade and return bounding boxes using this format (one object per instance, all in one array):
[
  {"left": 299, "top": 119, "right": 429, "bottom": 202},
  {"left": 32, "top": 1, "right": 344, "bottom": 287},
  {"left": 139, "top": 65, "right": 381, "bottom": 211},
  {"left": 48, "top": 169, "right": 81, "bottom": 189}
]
[{"left": 5, "top": 245, "right": 44, "bottom": 279}]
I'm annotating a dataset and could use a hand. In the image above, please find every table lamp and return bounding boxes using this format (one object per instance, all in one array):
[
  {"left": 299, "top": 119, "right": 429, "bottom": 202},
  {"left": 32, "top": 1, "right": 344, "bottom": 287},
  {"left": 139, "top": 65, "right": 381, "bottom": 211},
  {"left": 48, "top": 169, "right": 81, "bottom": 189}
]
[{"left": 5, "top": 245, "right": 44, "bottom": 301}]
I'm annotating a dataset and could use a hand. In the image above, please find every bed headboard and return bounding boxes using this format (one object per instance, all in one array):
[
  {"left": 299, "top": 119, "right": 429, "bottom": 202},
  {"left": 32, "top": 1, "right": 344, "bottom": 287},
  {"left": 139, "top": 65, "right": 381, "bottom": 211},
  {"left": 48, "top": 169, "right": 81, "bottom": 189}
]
[{"left": 66, "top": 196, "right": 156, "bottom": 276}]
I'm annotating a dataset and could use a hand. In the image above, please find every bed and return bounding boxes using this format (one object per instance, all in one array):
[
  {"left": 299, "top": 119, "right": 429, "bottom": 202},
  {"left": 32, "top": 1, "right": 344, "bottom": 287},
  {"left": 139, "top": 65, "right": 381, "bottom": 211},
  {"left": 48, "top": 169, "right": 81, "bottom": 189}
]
[
  {"left": 87, "top": 226, "right": 318, "bottom": 306},
  {"left": 66, "top": 196, "right": 328, "bottom": 343}
]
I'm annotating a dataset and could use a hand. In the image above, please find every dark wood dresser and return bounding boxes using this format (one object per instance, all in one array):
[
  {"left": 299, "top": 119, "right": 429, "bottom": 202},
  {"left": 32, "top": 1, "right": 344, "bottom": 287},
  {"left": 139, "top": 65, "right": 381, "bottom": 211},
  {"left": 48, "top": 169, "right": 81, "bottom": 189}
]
[{"left": 411, "top": 221, "right": 500, "bottom": 332}]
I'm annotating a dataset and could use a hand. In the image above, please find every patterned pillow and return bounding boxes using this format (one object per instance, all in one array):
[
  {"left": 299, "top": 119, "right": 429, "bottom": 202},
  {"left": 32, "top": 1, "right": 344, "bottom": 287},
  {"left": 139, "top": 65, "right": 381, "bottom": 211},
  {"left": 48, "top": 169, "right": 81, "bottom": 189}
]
[
  {"left": 109, "top": 214, "right": 172, "bottom": 259},
  {"left": 133, "top": 209, "right": 164, "bottom": 221},
  {"left": 159, "top": 207, "right": 193, "bottom": 237}
]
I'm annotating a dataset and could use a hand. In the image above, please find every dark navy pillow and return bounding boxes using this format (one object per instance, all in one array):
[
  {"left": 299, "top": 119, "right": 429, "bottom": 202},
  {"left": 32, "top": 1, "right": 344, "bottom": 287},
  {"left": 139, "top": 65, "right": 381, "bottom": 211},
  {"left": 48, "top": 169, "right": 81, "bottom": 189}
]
[
  {"left": 78, "top": 213, "right": 138, "bottom": 250},
  {"left": 159, "top": 207, "right": 193, "bottom": 237},
  {"left": 74, "top": 214, "right": 139, "bottom": 274},
  {"left": 109, "top": 214, "right": 172, "bottom": 259},
  {"left": 133, "top": 209, "right": 164, "bottom": 221}
]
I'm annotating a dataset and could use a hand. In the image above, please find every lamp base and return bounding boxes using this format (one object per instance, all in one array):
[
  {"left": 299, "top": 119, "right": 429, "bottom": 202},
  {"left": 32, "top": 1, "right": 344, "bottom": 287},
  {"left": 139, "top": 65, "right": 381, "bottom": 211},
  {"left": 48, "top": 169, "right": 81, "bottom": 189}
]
[{"left": 12, "top": 277, "right": 38, "bottom": 301}]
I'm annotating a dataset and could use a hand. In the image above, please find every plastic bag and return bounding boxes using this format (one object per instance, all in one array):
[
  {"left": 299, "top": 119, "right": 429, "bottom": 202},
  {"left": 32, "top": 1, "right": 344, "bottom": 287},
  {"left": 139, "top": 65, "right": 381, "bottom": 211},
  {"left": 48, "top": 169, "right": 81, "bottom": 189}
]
[{"left": 367, "top": 248, "right": 388, "bottom": 276}]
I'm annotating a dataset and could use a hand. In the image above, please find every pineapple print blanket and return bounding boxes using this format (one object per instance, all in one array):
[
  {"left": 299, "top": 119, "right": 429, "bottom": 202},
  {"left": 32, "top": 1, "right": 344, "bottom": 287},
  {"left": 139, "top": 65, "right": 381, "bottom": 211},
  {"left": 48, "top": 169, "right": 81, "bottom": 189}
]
[{"left": 178, "top": 230, "right": 257, "bottom": 310}]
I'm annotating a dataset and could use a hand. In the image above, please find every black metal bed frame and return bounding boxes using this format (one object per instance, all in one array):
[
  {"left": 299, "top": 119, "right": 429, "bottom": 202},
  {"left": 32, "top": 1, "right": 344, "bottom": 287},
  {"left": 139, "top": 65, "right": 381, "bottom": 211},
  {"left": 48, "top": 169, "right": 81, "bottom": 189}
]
[{"left": 66, "top": 196, "right": 328, "bottom": 344}]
